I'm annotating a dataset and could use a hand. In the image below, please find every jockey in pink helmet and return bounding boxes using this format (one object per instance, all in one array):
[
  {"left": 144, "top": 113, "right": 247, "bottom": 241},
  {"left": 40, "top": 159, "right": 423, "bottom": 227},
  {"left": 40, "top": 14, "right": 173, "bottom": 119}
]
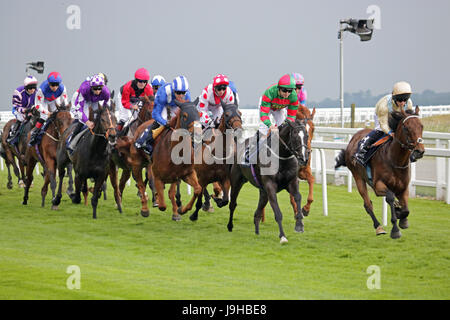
[{"left": 291, "top": 73, "right": 307, "bottom": 105}]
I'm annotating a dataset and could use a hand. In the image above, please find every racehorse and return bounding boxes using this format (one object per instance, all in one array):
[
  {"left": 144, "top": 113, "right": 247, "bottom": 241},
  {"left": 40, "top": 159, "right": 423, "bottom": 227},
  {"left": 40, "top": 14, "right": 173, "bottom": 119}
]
[
  {"left": 188, "top": 99, "right": 243, "bottom": 221},
  {"left": 139, "top": 98, "right": 202, "bottom": 220},
  {"left": 0, "top": 109, "right": 38, "bottom": 189},
  {"left": 227, "top": 119, "right": 309, "bottom": 243},
  {"left": 335, "top": 107, "right": 425, "bottom": 239},
  {"left": 111, "top": 95, "right": 157, "bottom": 205},
  {"left": 22, "top": 102, "right": 73, "bottom": 208},
  {"left": 54, "top": 101, "right": 120, "bottom": 219}
]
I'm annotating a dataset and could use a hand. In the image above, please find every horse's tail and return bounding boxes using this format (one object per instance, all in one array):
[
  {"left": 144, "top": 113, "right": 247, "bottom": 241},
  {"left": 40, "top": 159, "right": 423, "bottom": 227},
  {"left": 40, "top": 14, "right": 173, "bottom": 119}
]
[{"left": 334, "top": 149, "right": 346, "bottom": 169}]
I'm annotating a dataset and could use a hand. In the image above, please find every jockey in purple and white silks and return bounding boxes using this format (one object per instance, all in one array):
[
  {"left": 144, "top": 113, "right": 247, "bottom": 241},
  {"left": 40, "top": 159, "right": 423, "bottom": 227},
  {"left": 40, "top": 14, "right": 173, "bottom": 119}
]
[
  {"left": 29, "top": 72, "right": 70, "bottom": 146},
  {"left": 7, "top": 76, "right": 38, "bottom": 145},
  {"left": 67, "top": 75, "right": 111, "bottom": 154}
]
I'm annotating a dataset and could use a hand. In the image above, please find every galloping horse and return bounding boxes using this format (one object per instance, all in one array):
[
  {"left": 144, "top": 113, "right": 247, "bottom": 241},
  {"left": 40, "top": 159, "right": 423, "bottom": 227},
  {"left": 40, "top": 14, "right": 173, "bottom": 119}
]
[
  {"left": 335, "top": 107, "right": 424, "bottom": 238},
  {"left": 227, "top": 119, "right": 309, "bottom": 243},
  {"left": 22, "top": 102, "right": 73, "bottom": 208},
  {"left": 55, "top": 102, "right": 120, "bottom": 218},
  {"left": 0, "top": 110, "right": 38, "bottom": 189},
  {"left": 261, "top": 106, "right": 316, "bottom": 222},
  {"left": 188, "top": 99, "right": 243, "bottom": 221},
  {"left": 142, "top": 98, "right": 202, "bottom": 220},
  {"left": 111, "top": 95, "right": 157, "bottom": 203}
]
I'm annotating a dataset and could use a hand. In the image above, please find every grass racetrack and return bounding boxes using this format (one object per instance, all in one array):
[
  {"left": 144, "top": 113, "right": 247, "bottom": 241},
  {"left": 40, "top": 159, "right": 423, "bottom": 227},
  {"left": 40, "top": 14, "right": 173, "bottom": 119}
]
[{"left": 0, "top": 167, "right": 448, "bottom": 300}]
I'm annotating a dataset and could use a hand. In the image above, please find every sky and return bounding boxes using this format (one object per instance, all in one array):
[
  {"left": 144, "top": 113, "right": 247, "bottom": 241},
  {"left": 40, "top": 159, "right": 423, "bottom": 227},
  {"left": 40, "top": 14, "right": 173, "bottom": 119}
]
[{"left": 1, "top": 0, "right": 450, "bottom": 111}]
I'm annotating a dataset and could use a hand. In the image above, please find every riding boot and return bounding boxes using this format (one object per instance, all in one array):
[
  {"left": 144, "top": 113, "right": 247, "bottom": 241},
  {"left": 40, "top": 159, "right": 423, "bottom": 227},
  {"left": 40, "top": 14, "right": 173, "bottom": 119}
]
[
  {"left": 67, "top": 121, "right": 85, "bottom": 155},
  {"left": 353, "top": 130, "right": 384, "bottom": 166},
  {"left": 28, "top": 119, "right": 45, "bottom": 146},
  {"left": 7, "top": 121, "right": 21, "bottom": 145},
  {"left": 135, "top": 122, "right": 163, "bottom": 155}
]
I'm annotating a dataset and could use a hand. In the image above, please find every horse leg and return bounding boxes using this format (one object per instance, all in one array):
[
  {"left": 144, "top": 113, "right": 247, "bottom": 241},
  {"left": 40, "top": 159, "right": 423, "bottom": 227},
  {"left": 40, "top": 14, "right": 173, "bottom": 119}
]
[
  {"left": 102, "top": 181, "right": 107, "bottom": 201},
  {"left": 202, "top": 187, "right": 213, "bottom": 212},
  {"left": 146, "top": 167, "right": 158, "bottom": 207},
  {"left": 265, "top": 183, "right": 288, "bottom": 244},
  {"left": 227, "top": 168, "right": 246, "bottom": 232},
  {"left": 299, "top": 167, "right": 314, "bottom": 216},
  {"left": 287, "top": 178, "right": 304, "bottom": 233},
  {"left": 132, "top": 164, "right": 149, "bottom": 217},
  {"left": 353, "top": 175, "right": 385, "bottom": 235},
  {"left": 82, "top": 179, "right": 89, "bottom": 206},
  {"left": 22, "top": 157, "right": 36, "bottom": 205},
  {"left": 52, "top": 165, "right": 66, "bottom": 208},
  {"left": 154, "top": 177, "right": 166, "bottom": 212},
  {"left": 6, "top": 149, "right": 21, "bottom": 187},
  {"left": 385, "top": 190, "right": 401, "bottom": 239},
  {"left": 397, "top": 191, "right": 410, "bottom": 229},
  {"left": 41, "top": 172, "right": 50, "bottom": 207},
  {"left": 119, "top": 168, "right": 130, "bottom": 197},
  {"left": 66, "top": 163, "right": 74, "bottom": 196},
  {"left": 18, "top": 161, "right": 26, "bottom": 188},
  {"left": 6, "top": 162, "right": 13, "bottom": 189},
  {"left": 70, "top": 175, "right": 82, "bottom": 204},
  {"left": 190, "top": 187, "right": 204, "bottom": 222},
  {"left": 177, "top": 171, "right": 202, "bottom": 215},
  {"left": 254, "top": 189, "right": 269, "bottom": 235},
  {"left": 44, "top": 159, "right": 58, "bottom": 210},
  {"left": 215, "top": 179, "right": 230, "bottom": 208},
  {"left": 175, "top": 181, "right": 181, "bottom": 208},
  {"left": 109, "top": 162, "right": 122, "bottom": 213},
  {"left": 168, "top": 182, "right": 181, "bottom": 221},
  {"left": 91, "top": 178, "right": 105, "bottom": 219}
]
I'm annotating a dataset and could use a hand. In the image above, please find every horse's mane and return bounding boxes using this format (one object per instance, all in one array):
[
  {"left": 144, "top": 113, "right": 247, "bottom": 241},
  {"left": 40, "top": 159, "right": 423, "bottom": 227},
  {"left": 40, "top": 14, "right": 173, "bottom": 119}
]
[{"left": 389, "top": 109, "right": 415, "bottom": 132}]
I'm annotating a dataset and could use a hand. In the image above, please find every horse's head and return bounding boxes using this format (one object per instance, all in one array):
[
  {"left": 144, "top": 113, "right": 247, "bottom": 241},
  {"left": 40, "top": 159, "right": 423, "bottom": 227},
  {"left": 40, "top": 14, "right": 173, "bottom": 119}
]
[
  {"left": 390, "top": 106, "right": 424, "bottom": 161},
  {"left": 278, "top": 119, "right": 309, "bottom": 166},
  {"left": 296, "top": 106, "right": 315, "bottom": 152},
  {"left": 53, "top": 102, "right": 73, "bottom": 135},
  {"left": 93, "top": 102, "right": 118, "bottom": 146},
  {"left": 220, "top": 99, "right": 242, "bottom": 131},
  {"left": 174, "top": 98, "right": 201, "bottom": 135},
  {"left": 137, "top": 95, "right": 155, "bottom": 122}
]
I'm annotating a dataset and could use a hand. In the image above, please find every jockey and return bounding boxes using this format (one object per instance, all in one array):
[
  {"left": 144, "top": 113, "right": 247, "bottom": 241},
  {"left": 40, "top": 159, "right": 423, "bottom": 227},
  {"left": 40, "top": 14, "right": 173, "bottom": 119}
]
[
  {"left": 197, "top": 74, "right": 236, "bottom": 128},
  {"left": 117, "top": 68, "right": 154, "bottom": 133},
  {"left": 353, "top": 81, "right": 414, "bottom": 166},
  {"left": 151, "top": 75, "right": 166, "bottom": 94},
  {"left": 71, "top": 73, "right": 108, "bottom": 118},
  {"left": 29, "top": 72, "right": 69, "bottom": 146},
  {"left": 291, "top": 72, "right": 307, "bottom": 105},
  {"left": 7, "top": 76, "right": 38, "bottom": 145},
  {"left": 134, "top": 75, "right": 191, "bottom": 155},
  {"left": 258, "top": 74, "right": 299, "bottom": 136},
  {"left": 67, "top": 74, "right": 111, "bottom": 154}
]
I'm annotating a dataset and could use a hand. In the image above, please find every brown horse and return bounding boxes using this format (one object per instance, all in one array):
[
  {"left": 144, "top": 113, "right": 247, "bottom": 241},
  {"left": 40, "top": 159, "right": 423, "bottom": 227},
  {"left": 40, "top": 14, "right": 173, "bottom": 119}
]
[
  {"left": 335, "top": 107, "right": 425, "bottom": 238},
  {"left": 261, "top": 106, "right": 316, "bottom": 222},
  {"left": 188, "top": 100, "right": 243, "bottom": 221},
  {"left": 111, "top": 95, "right": 156, "bottom": 201},
  {"left": 22, "top": 103, "right": 73, "bottom": 208},
  {"left": 0, "top": 111, "right": 38, "bottom": 189}
]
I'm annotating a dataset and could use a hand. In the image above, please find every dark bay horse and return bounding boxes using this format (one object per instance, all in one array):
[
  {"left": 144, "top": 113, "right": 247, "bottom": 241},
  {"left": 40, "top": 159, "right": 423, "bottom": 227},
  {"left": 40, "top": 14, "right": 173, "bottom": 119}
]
[
  {"left": 0, "top": 110, "right": 38, "bottom": 189},
  {"left": 335, "top": 107, "right": 425, "bottom": 238},
  {"left": 23, "top": 103, "right": 73, "bottom": 208},
  {"left": 227, "top": 119, "right": 309, "bottom": 243},
  {"left": 188, "top": 100, "right": 243, "bottom": 221},
  {"left": 55, "top": 102, "right": 120, "bottom": 218},
  {"left": 261, "top": 106, "right": 316, "bottom": 222}
]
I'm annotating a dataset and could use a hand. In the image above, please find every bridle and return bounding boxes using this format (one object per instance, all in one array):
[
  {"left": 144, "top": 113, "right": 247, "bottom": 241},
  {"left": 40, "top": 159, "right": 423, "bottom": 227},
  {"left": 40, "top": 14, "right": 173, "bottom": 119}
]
[
  {"left": 393, "top": 115, "right": 423, "bottom": 151},
  {"left": 90, "top": 107, "right": 116, "bottom": 141}
]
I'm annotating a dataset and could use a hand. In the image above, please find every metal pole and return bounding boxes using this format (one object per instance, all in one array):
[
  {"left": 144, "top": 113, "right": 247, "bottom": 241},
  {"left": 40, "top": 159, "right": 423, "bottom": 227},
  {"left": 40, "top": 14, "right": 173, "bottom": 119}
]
[{"left": 339, "top": 29, "right": 344, "bottom": 128}]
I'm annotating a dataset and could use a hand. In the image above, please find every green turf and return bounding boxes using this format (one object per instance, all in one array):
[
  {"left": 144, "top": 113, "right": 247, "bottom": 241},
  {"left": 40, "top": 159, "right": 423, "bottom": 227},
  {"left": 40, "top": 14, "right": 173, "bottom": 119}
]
[{"left": 0, "top": 166, "right": 448, "bottom": 300}]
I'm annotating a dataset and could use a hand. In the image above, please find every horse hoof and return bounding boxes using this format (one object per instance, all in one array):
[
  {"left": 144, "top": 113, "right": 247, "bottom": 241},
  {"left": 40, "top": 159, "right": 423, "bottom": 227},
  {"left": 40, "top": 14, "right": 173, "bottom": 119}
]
[
  {"left": 295, "top": 225, "right": 304, "bottom": 233},
  {"left": 202, "top": 204, "right": 210, "bottom": 212},
  {"left": 140, "top": 210, "right": 149, "bottom": 218},
  {"left": 152, "top": 202, "right": 159, "bottom": 207},
  {"left": 390, "top": 230, "right": 402, "bottom": 239},
  {"left": 117, "top": 206, "right": 123, "bottom": 214},
  {"left": 227, "top": 224, "right": 233, "bottom": 232},
  {"left": 178, "top": 207, "right": 187, "bottom": 215},
  {"left": 7, "top": 182, "right": 13, "bottom": 190},
  {"left": 51, "top": 205, "right": 58, "bottom": 210},
  {"left": 399, "top": 218, "right": 409, "bottom": 229},
  {"left": 217, "top": 201, "right": 228, "bottom": 208},
  {"left": 158, "top": 206, "right": 166, "bottom": 212},
  {"left": 22, "top": 200, "right": 27, "bottom": 205},
  {"left": 301, "top": 207, "right": 309, "bottom": 217},
  {"left": 376, "top": 226, "right": 387, "bottom": 235},
  {"left": 207, "top": 206, "right": 215, "bottom": 213},
  {"left": 189, "top": 214, "right": 198, "bottom": 221},
  {"left": 172, "top": 214, "right": 181, "bottom": 221},
  {"left": 19, "top": 180, "right": 25, "bottom": 188},
  {"left": 280, "top": 236, "right": 288, "bottom": 244}
]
